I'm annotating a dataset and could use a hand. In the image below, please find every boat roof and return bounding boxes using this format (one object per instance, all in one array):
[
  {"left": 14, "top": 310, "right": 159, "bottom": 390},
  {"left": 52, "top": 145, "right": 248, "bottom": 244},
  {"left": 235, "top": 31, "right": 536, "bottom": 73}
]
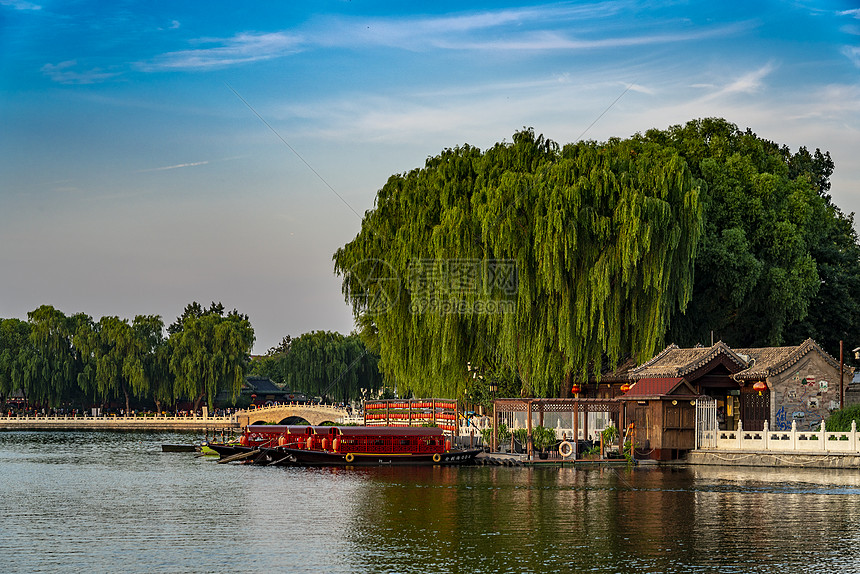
[
  {"left": 245, "top": 425, "right": 317, "bottom": 434},
  {"left": 320, "top": 426, "right": 445, "bottom": 437}
]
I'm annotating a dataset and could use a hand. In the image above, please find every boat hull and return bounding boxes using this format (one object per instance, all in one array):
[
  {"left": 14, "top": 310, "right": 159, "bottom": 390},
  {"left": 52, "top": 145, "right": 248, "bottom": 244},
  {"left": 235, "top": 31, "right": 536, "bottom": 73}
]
[
  {"left": 279, "top": 447, "right": 481, "bottom": 466},
  {"left": 207, "top": 443, "right": 255, "bottom": 459}
]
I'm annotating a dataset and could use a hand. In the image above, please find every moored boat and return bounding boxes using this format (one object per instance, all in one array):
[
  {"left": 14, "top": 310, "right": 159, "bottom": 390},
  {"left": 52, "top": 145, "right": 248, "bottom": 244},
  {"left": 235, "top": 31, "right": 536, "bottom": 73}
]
[
  {"left": 207, "top": 425, "right": 321, "bottom": 462},
  {"left": 269, "top": 425, "right": 481, "bottom": 466}
]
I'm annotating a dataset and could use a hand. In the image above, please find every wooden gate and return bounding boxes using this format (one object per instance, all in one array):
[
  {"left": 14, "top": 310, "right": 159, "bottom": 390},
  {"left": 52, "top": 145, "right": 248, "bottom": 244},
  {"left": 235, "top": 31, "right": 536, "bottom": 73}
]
[{"left": 695, "top": 396, "right": 717, "bottom": 449}]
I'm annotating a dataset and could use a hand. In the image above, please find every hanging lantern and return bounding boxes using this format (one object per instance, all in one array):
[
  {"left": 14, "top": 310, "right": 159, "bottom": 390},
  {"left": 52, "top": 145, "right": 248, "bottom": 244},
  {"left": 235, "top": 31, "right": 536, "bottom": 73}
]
[
  {"left": 620, "top": 383, "right": 631, "bottom": 393},
  {"left": 570, "top": 384, "right": 581, "bottom": 395},
  {"left": 753, "top": 381, "right": 767, "bottom": 396}
]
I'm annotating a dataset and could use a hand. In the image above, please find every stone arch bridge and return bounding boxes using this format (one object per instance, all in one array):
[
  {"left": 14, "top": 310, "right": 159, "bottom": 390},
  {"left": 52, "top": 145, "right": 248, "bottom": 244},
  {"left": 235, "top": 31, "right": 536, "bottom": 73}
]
[{"left": 234, "top": 403, "right": 351, "bottom": 427}]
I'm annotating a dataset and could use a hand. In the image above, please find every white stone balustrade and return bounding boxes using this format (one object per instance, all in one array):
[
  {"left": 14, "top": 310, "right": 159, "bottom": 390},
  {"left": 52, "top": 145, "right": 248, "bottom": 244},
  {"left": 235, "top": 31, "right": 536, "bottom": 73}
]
[{"left": 706, "top": 419, "right": 860, "bottom": 453}]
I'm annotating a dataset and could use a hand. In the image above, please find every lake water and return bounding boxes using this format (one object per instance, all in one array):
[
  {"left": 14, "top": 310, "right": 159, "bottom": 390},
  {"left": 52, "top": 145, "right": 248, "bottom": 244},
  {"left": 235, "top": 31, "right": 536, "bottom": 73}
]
[{"left": 2, "top": 430, "right": 859, "bottom": 573}]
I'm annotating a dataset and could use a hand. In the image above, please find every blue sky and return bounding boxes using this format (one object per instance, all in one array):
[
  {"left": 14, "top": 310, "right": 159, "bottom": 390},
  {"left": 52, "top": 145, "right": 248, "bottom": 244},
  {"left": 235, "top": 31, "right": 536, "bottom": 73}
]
[{"left": 2, "top": 1, "right": 859, "bottom": 353}]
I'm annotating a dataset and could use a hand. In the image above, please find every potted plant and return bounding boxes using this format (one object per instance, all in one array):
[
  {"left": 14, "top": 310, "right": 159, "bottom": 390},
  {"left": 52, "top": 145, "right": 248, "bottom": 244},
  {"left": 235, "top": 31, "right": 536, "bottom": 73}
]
[
  {"left": 532, "top": 425, "right": 557, "bottom": 459},
  {"left": 495, "top": 423, "right": 511, "bottom": 452},
  {"left": 601, "top": 425, "right": 620, "bottom": 457},
  {"left": 480, "top": 427, "right": 494, "bottom": 451},
  {"left": 513, "top": 428, "right": 529, "bottom": 453}
]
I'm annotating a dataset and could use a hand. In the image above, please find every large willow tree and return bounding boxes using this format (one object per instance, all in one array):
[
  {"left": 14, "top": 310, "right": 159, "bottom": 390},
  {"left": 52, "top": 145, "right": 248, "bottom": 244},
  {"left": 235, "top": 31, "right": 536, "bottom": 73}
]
[{"left": 334, "top": 129, "right": 703, "bottom": 398}]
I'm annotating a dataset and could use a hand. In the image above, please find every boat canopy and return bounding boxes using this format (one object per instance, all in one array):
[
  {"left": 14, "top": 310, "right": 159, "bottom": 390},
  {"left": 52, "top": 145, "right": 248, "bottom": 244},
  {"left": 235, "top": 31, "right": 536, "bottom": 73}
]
[
  {"left": 321, "top": 426, "right": 445, "bottom": 437},
  {"left": 245, "top": 425, "right": 315, "bottom": 434}
]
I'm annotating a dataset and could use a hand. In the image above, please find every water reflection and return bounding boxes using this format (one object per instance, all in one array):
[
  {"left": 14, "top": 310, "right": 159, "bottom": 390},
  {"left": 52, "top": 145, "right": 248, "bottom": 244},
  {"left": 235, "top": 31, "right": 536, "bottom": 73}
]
[{"left": 2, "top": 433, "right": 860, "bottom": 573}]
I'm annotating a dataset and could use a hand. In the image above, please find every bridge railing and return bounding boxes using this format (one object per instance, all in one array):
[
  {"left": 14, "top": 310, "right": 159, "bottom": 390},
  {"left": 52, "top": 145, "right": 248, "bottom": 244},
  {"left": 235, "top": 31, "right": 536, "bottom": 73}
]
[{"left": 238, "top": 402, "right": 349, "bottom": 414}]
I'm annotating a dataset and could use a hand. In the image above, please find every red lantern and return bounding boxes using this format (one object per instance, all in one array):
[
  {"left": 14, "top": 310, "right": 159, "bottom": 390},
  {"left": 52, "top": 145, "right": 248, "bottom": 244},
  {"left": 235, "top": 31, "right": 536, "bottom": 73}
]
[
  {"left": 753, "top": 381, "right": 767, "bottom": 396},
  {"left": 571, "top": 384, "right": 581, "bottom": 395},
  {"left": 620, "top": 383, "right": 630, "bottom": 393}
]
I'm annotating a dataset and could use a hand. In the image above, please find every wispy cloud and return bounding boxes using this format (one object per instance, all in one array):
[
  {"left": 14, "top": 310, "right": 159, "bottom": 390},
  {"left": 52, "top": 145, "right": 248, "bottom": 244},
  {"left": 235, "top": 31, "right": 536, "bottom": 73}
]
[
  {"left": 41, "top": 60, "right": 118, "bottom": 84},
  {"left": 0, "top": 0, "right": 41, "bottom": 10},
  {"left": 695, "top": 62, "right": 776, "bottom": 102},
  {"left": 317, "top": 6, "right": 749, "bottom": 52},
  {"left": 136, "top": 160, "right": 210, "bottom": 173},
  {"left": 140, "top": 3, "right": 747, "bottom": 72},
  {"left": 843, "top": 46, "right": 860, "bottom": 67},
  {"left": 140, "top": 31, "right": 302, "bottom": 70}
]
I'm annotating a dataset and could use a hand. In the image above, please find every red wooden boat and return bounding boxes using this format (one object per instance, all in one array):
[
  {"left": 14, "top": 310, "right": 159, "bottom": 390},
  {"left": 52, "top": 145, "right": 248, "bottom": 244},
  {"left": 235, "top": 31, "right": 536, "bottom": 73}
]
[
  {"left": 268, "top": 425, "right": 481, "bottom": 466},
  {"left": 207, "top": 425, "right": 321, "bottom": 463}
]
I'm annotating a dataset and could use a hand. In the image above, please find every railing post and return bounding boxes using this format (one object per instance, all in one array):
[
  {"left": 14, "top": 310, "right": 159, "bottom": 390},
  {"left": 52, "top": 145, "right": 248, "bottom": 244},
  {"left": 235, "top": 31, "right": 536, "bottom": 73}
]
[
  {"left": 791, "top": 420, "right": 798, "bottom": 450},
  {"left": 763, "top": 420, "right": 770, "bottom": 451},
  {"left": 852, "top": 420, "right": 858, "bottom": 452},
  {"left": 736, "top": 420, "right": 744, "bottom": 450},
  {"left": 820, "top": 420, "right": 827, "bottom": 452}
]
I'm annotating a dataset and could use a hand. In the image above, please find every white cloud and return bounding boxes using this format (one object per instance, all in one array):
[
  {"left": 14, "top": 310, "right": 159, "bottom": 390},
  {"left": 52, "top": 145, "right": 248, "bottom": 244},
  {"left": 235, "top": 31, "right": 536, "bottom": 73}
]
[
  {"left": 696, "top": 62, "right": 776, "bottom": 102},
  {"left": 136, "top": 160, "right": 210, "bottom": 173},
  {"left": 843, "top": 46, "right": 860, "bottom": 67},
  {"left": 41, "top": 60, "right": 118, "bottom": 84},
  {"left": 141, "top": 31, "right": 302, "bottom": 70},
  {"left": 140, "top": 3, "right": 748, "bottom": 73},
  {"left": 0, "top": 0, "right": 41, "bottom": 10}
]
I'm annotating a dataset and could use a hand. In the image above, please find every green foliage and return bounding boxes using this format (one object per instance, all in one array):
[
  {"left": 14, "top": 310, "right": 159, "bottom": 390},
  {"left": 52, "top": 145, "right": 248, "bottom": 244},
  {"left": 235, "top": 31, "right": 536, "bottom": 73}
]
[
  {"left": 334, "top": 129, "right": 703, "bottom": 398},
  {"left": 251, "top": 331, "right": 382, "bottom": 402},
  {"left": 531, "top": 425, "right": 557, "bottom": 451},
  {"left": 825, "top": 404, "right": 860, "bottom": 432},
  {"left": 601, "top": 425, "right": 619, "bottom": 443},
  {"left": 0, "top": 318, "right": 35, "bottom": 403},
  {"left": 168, "top": 305, "right": 255, "bottom": 412},
  {"left": 497, "top": 422, "right": 511, "bottom": 444},
  {"left": 481, "top": 422, "right": 511, "bottom": 447},
  {"left": 640, "top": 118, "right": 847, "bottom": 348},
  {"left": 27, "top": 306, "right": 87, "bottom": 407},
  {"left": 513, "top": 427, "right": 529, "bottom": 448}
]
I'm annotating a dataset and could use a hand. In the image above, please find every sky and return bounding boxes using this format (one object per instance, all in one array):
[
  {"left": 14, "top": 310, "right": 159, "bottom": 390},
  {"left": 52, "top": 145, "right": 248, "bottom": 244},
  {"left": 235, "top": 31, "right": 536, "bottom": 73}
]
[{"left": 1, "top": 1, "right": 860, "bottom": 354}]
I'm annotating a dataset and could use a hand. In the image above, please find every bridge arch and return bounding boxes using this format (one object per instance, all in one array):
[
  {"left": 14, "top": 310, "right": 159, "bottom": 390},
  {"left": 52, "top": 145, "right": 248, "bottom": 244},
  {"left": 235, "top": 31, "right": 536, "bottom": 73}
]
[{"left": 234, "top": 404, "right": 349, "bottom": 427}]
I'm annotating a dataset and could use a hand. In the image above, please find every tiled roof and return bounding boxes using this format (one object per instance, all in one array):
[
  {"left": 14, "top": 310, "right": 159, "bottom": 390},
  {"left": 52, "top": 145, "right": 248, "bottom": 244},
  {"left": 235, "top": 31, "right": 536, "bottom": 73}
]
[
  {"left": 623, "top": 377, "right": 697, "bottom": 398},
  {"left": 245, "top": 376, "right": 284, "bottom": 393},
  {"left": 630, "top": 341, "right": 748, "bottom": 379},
  {"left": 733, "top": 338, "right": 844, "bottom": 380}
]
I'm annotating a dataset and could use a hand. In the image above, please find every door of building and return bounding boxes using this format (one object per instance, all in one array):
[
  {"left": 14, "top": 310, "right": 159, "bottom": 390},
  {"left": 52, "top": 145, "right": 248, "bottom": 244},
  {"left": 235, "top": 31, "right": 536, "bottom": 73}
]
[{"left": 741, "top": 385, "right": 769, "bottom": 431}]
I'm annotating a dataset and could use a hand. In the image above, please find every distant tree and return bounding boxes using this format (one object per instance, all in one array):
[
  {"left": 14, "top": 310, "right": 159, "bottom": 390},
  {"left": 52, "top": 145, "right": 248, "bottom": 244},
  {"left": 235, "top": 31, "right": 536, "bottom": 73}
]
[
  {"left": 75, "top": 315, "right": 158, "bottom": 414},
  {"left": 131, "top": 315, "right": 171, "bottom": 413},
  {"left": 0, "top": 318, "right": 34, "bottom": 408},
  {"left": 256, "top": 331, "right": 382, "bottom": 402},
  {"left": 27, "top": 306, "right": 86, "bottom": 408},
  {"left": 168, "top": 305, "right": 255, "bottom": 412}
]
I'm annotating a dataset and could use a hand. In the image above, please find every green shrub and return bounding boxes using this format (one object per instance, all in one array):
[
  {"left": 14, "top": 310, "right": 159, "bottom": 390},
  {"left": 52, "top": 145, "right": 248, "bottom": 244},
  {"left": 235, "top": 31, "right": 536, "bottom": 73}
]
[
  {"left": 825, "top": 404, "right": 860, "bottom": 432},
  {"left": 497, "top": 422, "right": 511, "bottom": 444},
  {"left": 513, "top": 428, "right": 529, "bottom": 446},
  {"left": 601, "top": 425, "right": 619, "bottom": 443},
  {"left": 532, "top": 425, "right": 557, "bottom": 451}
]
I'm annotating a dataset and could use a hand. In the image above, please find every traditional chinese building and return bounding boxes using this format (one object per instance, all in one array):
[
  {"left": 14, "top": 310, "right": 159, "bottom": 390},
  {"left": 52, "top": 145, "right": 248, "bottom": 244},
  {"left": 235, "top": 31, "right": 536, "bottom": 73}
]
[{"left": 617, "top": 338, "right": 852, "bottom": 459}]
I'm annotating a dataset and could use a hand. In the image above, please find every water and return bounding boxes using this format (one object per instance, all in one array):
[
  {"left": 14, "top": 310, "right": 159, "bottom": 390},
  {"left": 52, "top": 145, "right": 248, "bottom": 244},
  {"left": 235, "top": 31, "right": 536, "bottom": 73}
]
[{"left": 2, "top": 431, "right": 860, "bottom": 573}]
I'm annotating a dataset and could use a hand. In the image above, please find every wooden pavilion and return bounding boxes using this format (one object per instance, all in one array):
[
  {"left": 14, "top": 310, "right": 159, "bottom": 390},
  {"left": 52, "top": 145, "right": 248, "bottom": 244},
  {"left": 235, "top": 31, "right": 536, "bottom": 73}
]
[{"left": 491, "top": 397, "right": 624, "bottom": 458}]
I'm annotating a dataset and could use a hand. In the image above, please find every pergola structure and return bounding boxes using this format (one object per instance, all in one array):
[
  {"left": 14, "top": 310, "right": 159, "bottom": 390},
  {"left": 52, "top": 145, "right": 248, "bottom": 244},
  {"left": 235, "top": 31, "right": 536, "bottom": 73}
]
[{"left": 492, "top": 397, "right": 625, "bottom": 458}]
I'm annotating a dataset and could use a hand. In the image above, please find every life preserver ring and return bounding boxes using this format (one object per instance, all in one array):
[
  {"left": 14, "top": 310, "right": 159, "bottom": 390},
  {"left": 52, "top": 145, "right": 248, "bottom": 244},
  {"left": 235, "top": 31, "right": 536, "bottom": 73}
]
[
  {"left": 559, "top": 440, "right": 574, "bottom": 458},
  {"left": 345, "top": 453, "right": 355, "bottom": 463},
  {"left": 432, "top": 453, "right": 441, "bottom": 463}
]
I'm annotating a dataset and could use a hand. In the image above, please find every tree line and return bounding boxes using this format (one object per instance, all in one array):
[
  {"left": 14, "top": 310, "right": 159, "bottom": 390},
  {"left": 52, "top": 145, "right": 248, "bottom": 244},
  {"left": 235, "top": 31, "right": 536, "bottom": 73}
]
[
  {"left": 0, "top": 302, "right": 254, "bottom": 413},
  {"left": 249, "top": 331, "right": 384, "bottom": 403},
  {"left": 334, "top": 118, "right": 860, "bottom": 399}
]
